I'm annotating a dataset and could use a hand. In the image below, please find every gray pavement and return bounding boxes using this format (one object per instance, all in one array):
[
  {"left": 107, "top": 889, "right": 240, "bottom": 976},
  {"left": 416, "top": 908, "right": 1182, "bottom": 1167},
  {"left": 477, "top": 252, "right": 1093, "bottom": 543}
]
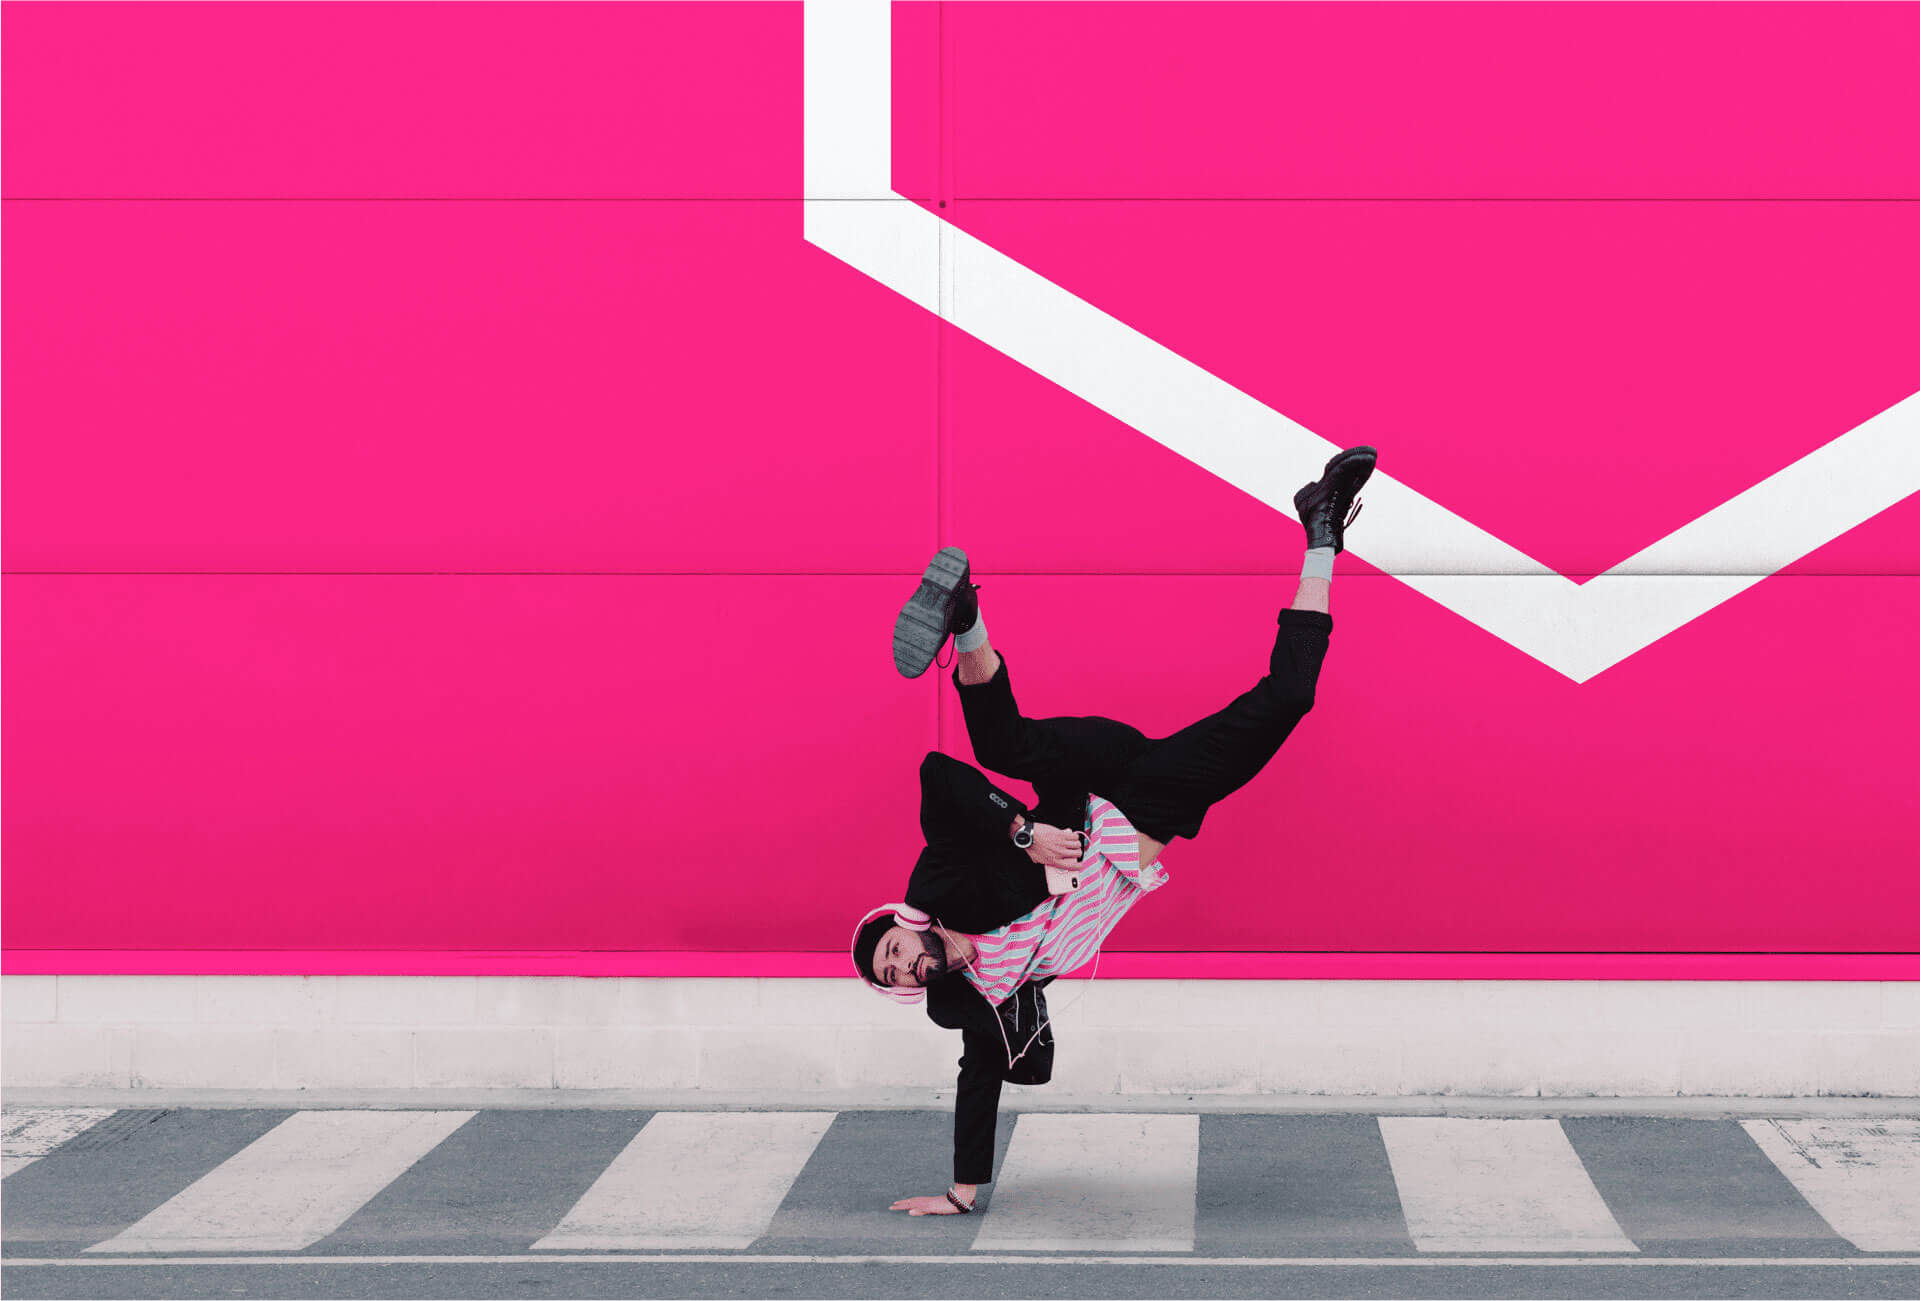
[
  {"left": 7, "top": 1259, "right": 1921, "bottom": 1300},
  {"left": 3, "top": 1105, "right": 1916, "bottom": 1299}
]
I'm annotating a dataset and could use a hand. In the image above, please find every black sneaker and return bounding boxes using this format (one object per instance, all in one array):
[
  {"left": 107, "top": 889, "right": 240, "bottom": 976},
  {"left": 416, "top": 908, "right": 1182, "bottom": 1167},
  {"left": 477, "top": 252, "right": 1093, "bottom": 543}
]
[
  {"left": 1292, "top": 446, "right": 1378, "bottom": 553},
  {"left": 894, "top": 546, "right": 980, "bottom": 678}
]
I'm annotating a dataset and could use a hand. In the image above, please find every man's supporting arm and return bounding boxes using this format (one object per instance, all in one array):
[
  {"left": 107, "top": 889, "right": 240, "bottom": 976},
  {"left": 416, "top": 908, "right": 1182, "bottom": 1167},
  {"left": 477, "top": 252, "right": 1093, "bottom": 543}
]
[{"left": 954, "top": 1021, "right": 1005, "bottom": 1188}]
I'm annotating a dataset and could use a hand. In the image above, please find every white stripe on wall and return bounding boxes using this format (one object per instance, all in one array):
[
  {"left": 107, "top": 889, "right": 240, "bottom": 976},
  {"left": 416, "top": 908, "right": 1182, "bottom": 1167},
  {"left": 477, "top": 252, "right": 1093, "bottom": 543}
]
[
  {"left": 971, "top": 1113, "right": 1199, "bottom": 1253},
  {"left": 1741, "top": 1120, "right": 1920, "bottom": 1253},
  {"left": 86, "top": 1110, "right": 474, "bottom": 1253},
  {"left": 1, "top": 1108, "right": 115, "bottom": 1177},
  {"left": 534, "top": 1112, "right": 835, "bottom": 1251},
  {"left": 1378, "top": 1118, "right": 1637, "bottom": 1253}
]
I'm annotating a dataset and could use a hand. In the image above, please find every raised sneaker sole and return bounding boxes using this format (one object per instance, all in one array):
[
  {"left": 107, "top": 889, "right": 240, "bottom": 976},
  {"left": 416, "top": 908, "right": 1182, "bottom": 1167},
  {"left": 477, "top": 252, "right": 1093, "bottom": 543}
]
[{"left": 893, "top": 546, "right": 971, "bottom": 679}]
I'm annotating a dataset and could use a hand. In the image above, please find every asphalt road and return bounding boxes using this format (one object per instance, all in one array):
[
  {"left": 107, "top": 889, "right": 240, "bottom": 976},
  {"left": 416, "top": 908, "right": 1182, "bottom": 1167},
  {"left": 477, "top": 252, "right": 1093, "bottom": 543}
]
[
  {"left": 4, "top": 1107, "right": 1916, "bottom": 1299},
  {"left": 6, "top": 1258, "right": 1920, "bottom": 1300}
]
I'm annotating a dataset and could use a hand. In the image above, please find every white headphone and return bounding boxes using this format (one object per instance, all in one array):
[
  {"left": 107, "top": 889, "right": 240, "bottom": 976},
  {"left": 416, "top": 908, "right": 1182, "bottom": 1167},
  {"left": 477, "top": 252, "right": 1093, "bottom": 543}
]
[{"left": 850, "top": 903, "right": 932, "bottom": 1004}]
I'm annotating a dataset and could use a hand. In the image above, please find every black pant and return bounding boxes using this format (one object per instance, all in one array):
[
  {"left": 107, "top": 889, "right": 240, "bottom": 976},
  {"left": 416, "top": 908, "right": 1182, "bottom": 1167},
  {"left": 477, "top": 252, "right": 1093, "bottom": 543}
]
[{"left": 953, "top": 608, "right": 1333, "bottom": 844}]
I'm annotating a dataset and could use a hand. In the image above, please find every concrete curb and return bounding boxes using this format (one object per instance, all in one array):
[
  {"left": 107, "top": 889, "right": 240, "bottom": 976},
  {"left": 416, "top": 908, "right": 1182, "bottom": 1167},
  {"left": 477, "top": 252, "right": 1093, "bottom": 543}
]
[{"left": 8, "top": 976, "right": 1918, "bottom": 1096}]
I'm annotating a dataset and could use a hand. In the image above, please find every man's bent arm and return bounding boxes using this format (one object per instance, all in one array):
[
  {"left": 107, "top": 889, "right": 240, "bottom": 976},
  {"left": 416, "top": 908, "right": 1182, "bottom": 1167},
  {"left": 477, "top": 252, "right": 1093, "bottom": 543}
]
[{"left": 919, "top": 751, "right": 1030, "bottom": 851}]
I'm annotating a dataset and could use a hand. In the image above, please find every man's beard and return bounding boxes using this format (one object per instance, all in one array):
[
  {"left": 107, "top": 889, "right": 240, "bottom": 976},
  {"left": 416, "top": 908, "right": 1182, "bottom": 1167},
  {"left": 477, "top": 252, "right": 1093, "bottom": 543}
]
[{"left": 916, "top": 929, "right": 948, "bottom": 982}]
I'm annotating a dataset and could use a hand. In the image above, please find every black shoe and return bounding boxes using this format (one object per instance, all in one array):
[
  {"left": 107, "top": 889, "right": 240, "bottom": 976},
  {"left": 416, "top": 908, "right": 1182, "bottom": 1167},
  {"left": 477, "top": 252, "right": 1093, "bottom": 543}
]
[
  {"left": 1292, "top": 446, "right": 1378, "bottom": 553},
  {"left": 894, "top": 546, "right": 979, "bottom": 678}
]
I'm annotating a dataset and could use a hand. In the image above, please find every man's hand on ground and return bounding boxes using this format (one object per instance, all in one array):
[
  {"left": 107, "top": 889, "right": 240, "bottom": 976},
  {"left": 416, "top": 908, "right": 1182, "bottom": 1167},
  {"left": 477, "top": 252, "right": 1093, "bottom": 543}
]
[{"left": 889, "top": 1193, "right": 967, "bottom": 1216}]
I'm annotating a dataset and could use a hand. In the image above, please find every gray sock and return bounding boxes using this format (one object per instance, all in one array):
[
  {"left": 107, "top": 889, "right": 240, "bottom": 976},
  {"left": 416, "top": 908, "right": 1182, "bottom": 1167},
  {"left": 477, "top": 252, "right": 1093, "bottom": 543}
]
[
  {"left": 954, "top": 614, "right": 989, "bottom": 653},
  {"left": 1301, "top": 547, "right": 1336, "bottom": 581}
]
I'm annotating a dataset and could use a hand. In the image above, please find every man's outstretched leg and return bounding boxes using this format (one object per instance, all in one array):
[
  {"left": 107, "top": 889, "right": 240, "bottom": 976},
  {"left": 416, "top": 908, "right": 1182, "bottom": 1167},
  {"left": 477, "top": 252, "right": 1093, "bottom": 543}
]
[
  {"left": 893, "top": 547, "right": 1151, "bottom": 801},
  {"left": 1124, "top": 567, "right": 1333, "bottom": 866},
  {"left": 950, "top": 601, "right": 1150, "bottom": 802},
  {"left": 1117, "top": 445, "right": 1376, "bottom": 863}
]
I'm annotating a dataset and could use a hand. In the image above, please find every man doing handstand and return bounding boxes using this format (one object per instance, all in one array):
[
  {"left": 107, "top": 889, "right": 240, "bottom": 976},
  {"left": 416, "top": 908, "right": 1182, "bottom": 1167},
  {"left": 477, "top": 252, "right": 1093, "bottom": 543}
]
[{"left": 850, "top": 446, "right": 1377, "bottom": 1216}]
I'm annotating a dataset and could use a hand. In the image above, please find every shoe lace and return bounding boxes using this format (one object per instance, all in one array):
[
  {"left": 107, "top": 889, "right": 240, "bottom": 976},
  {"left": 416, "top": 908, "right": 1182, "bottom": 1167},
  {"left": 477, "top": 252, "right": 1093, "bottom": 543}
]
[{"left": 1342, "top": 496, "right": 1364, "bottom": 529}]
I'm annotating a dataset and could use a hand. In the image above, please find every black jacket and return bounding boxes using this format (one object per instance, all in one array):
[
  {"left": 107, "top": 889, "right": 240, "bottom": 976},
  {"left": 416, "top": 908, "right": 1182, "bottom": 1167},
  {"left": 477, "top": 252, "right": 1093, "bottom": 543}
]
[{"left": 906, "top": 751, "right": 1073, "bottom": 1185}]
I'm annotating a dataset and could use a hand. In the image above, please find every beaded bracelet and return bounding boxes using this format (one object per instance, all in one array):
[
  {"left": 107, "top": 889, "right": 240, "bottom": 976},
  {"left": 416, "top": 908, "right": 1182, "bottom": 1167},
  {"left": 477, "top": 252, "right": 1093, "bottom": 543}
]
[{"left": 945, "top": 1189, "right": 974, "bottom": 1214}]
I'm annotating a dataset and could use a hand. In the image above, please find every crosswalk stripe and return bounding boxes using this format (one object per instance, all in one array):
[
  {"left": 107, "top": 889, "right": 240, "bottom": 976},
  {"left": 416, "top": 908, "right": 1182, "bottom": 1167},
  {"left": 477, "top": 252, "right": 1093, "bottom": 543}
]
[
  {"left": 1741, "top": 1120, "right": 1920, "bottom": 1252},
  {"left": 0, "top": 1109, "right": 293, "bottom": 1254},
  {"left": 1, "top": 1109, "right": 115, "bottom": 1177},
  {"left": 1378, "top": 1118, "right": 1637, "bottom": 1253},
  {"left": 971, "top": 1114, "right": 1199, "bottom": 1253},
  {"left": 318, "top": 1110, "right": 649, "bottom": 1253},
  {"left": 532, "top": 1112, "right": 836, "bottom": 1250},
  {"left": 7, "top": 1107, "right": 1910, "bottom": 1260},
  {"left": 83, "top": 1111, "right": 475, "bottom": 1253}
]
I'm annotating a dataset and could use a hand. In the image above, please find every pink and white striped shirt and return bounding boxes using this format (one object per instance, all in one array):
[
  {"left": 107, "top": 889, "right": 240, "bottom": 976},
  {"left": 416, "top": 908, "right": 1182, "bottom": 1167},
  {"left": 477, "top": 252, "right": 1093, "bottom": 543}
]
[{"left": 958, "top": 795, "right": 1169, "bottom": 1007}]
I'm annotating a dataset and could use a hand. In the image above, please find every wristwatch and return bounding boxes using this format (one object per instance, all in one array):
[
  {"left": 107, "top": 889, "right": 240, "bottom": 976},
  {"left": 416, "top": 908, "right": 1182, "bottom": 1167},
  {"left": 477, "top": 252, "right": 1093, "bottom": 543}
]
[{"left": 1012, "top": 815, "right": 1036, "bottom": 850}]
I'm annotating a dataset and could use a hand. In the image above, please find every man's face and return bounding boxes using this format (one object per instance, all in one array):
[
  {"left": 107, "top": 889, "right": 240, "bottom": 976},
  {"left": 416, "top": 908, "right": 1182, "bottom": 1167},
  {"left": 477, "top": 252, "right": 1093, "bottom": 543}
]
[{"left": 872, "top": 925, "right": 946, "bottom": 989}]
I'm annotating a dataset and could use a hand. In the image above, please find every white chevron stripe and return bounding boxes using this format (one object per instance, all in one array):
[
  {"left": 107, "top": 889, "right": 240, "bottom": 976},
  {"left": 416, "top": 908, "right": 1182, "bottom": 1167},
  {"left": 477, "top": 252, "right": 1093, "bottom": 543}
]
[{"left": 801, "top": 0, "right": 1920, "bottom": 683}]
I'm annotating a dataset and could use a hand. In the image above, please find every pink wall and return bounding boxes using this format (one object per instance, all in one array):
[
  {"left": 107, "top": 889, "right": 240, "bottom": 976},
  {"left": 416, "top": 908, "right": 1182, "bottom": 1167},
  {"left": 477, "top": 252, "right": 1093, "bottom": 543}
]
[{"left": 3, "top": 2, "right": 1915, "bottom": 970}]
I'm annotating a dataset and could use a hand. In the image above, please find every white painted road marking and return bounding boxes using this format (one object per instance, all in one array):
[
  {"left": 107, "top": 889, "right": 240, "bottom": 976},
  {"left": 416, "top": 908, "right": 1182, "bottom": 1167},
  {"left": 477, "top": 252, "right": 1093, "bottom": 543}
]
[
  {"left": 84, "top": 1110, "right": 474, "bottom": 1253},
  {"left": 7, "top": 1253, "right": 1916, "bottom": 1268},
  {"left": 1, "top": 1108, "right": 115, "bottom": 1177},
  {"left": 533, "top": 1111, "right": 835, "bottom": 1251},
  {"left": 13, "top": 1107, "right": 1913, "bottom": 1261},
  {"left": 1742, "top": 1119, "right": 1920, "bottom": 1253},
  {"left": 972, "top": 1113, "right": 1199, "bottom": 1253},
  {"left": 1379, "top": 1118, "right": 1637, "bottom": 1253}
]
